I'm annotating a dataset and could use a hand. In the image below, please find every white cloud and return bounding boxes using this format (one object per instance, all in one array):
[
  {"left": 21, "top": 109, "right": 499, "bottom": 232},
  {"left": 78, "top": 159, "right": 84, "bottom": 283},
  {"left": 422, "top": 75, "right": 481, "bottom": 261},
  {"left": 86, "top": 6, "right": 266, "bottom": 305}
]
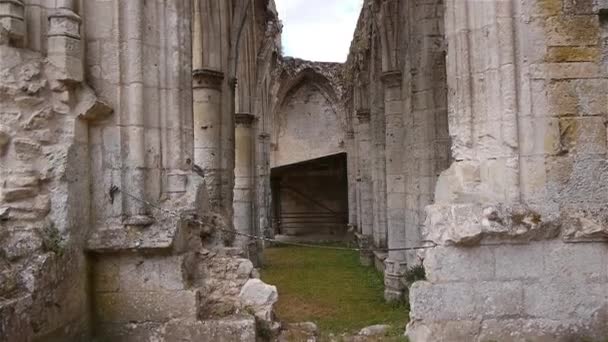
[{"left": 275, "top": 0, "right": 363, "bottom": 63}]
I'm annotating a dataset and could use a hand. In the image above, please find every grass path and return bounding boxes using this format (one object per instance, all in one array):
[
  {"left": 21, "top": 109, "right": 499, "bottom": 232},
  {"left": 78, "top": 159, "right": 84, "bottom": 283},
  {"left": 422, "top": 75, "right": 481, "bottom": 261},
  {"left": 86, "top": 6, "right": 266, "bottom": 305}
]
[{"left": 260, "top": 245, "right": 409, "bottom": 338}]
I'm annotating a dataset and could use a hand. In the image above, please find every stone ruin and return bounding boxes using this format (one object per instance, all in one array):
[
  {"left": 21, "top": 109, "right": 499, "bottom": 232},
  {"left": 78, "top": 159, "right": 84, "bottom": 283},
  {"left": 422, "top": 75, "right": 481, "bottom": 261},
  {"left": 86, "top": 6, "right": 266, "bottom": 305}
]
[{"left": 0, "top": 0, "right": 607, "bottom": 341}]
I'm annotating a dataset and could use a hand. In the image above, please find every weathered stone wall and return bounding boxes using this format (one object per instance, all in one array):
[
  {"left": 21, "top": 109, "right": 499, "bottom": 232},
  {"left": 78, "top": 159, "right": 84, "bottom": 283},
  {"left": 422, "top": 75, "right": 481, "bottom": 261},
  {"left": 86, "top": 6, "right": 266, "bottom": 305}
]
[
  {"left": 0, "top": 1, "right": 106, "bottom": 339},
  {"left": 406, "top": 0, "right": 608, "bottom": 340},
  {"left": 344, "top": 1, "right": 607, "bottom": 338},
  {"left": 271, "top": 58, "right": 346, "bottom": 168},
  {"left": 344, "top": 0, "right": 450, "bottom": 299},
  {"left": 2, "top": 0, "right": 282, "bottom": 340}
]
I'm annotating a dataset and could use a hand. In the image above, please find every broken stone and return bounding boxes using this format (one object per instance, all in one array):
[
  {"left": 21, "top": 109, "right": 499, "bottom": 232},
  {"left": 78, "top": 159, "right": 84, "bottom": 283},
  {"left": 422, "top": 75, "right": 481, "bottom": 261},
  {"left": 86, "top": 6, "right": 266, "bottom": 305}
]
[
  {"left": 6, "top": 175, "right": 39, "bottom": 188},
  {"left": 424, "top": 204, "right": 561, "bottom": 246},
  {"left": 1, "top": 230, "right": 43, "bottom": 261},
  {"left": 5, "top": 194, "right": 50, "bottom": 220},
  {"left": 287, "top": 322, "right": 318, "bottom": 334},
  {"left": 236, "top": 258, "right": 254, "bottom": 278},
  {"left": 562, "top": 207, "right": 608, "bottom": 241},
  {"left": 0, "top": 207, "right": 9, "bottom": 220},
  {"left": 1, "top": 187, "right": 37, "bottom": 202},
  {"left": 239, "top": 278, "right": 278, "bottom": 323},
  {"left": 358, "top": 324, "right": 390, "bottom": 337},
  {"left": 12, "top": 138, "right": 41, "bottom": 159}
]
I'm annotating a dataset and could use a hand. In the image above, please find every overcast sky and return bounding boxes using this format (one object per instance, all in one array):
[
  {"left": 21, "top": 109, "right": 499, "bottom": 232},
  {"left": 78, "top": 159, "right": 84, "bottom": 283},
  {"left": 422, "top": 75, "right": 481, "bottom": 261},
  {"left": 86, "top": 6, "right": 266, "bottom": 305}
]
[{"left": 275, "top": 0, "right": 364, "bottom": 63}]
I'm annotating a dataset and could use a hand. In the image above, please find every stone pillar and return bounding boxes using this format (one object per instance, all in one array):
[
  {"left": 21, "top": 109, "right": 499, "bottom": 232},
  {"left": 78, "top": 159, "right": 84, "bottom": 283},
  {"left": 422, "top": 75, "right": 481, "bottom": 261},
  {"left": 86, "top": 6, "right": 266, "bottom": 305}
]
[
  {"left": 355, "top": 109, "right": 374, "bottom": 265},
  {"left": 234, "top": 112, "right": 255, "bottom": 253},
  {"left": 193, "top": 68, "right": 224, "bottom": 209},
  {"left": 0, "top": 0, "right": 25, "bottom": 47},
  {"left": 434, "top": 0, "right": 521, "bottom": 204},
  {"left": 121, "top": 0, "right": 152, "bottom": 226},
  {"left": 346, "top": 130, "right": 358, "bottom": 228},
  {"left": 257, "top": 132, "right": 272, "bottom": 239},
  {"left": 381, "top": 70, "right": 407, "bottom": 302}
]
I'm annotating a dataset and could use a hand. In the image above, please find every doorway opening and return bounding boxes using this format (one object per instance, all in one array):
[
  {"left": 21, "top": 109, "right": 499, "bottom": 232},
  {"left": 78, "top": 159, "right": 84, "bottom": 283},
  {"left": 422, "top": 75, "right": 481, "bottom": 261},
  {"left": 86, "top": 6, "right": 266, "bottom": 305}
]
[{"left": 270, "top": 153, "right": 349, "bottom": 242}]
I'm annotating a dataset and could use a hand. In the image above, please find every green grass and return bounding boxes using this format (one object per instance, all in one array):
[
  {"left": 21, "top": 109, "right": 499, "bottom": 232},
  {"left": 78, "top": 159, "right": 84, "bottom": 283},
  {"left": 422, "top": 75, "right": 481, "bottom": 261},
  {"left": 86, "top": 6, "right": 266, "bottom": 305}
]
[{"left": 260, "top": 245, "right": 409, "bottom": 338}]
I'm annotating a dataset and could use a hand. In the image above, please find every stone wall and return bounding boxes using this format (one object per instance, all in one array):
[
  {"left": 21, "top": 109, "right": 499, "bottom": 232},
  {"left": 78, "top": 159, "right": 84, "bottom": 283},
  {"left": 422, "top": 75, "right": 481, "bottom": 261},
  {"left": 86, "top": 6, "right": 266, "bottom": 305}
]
[
  {"left": 344, "top": 0, "right": 450, "bottom": 300},
  {"left": 0, "top": 1, "right": 106, "bottom": 339},
  {"left": 1, "top": 0, "right": 282, "bottom": 340},
  {"left": 406, "top": 0, "right": 608, "bottom": 340},
  {"left": 271, "top": 58, "right": 346, "bottom": 168}
]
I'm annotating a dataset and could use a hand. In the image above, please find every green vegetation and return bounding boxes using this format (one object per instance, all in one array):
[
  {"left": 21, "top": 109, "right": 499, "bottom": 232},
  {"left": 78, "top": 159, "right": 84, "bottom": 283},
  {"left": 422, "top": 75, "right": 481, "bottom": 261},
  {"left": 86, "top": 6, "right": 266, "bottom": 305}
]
[
  {"left": 261, "top": 245, "right": 409, "bottom": 339},
  {"left": 39, "top": 222, "right": 65, "bottom": 257},
  {"left": 404, "top": 264, "right": 426, "bottom": 284}
]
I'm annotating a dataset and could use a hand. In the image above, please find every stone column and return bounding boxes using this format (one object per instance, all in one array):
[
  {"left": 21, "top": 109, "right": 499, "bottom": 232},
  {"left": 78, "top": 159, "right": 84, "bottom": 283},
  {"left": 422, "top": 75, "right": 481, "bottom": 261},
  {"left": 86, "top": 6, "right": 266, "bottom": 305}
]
[
  {"left": 193, "top": 68, "right": 224, "bottom": 209},
  {"left": 355, "top": 109, "right": 374, "bottom": 265},
  {"left": 381, "top": 70, "right": 407, "bottom": 302},
  {"left": 121, "top": 0, "right": 152, "bottom": 226},
  {"left": 346, "top": 130, "right": 358, "bottom": 229},
  {"left": 234, "top": 112, "right": 255, "bottom": 253},
  {"left": 435, "top": 0, "right": 521, "bottom": 204}
]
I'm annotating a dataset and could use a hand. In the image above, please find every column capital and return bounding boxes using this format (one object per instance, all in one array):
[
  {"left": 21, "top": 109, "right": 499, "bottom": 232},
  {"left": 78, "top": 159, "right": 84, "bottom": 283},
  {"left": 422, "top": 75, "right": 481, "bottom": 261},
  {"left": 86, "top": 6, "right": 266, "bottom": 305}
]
[
  {"left": 0, "top": 0, "right": 25, "bottom": 46},
  {"left": 235, "top": 112, "right": 256, "bottom": 126},
  {"left": 192, "top": 68, "right": 224, "bottom": 90},
  {"left": 356, "top": 108, "right": 371, "bottom": 123},
  {"left": 381, "top": 70, "right": 402, "bottom": 87},
  {"left": 346, "top": 130, "right": 355, "bottom": 139}
]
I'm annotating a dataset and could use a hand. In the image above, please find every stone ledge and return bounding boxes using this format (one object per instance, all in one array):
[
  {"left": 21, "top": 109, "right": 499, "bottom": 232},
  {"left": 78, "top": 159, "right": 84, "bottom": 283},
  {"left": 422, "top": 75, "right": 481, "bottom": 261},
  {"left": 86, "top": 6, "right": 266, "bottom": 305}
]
[
  {"left": 424, "top": 203, "right": 560, "bottom": 246},
  {"left": 424, "top": 203, "right": 608, "bottom": 246},
  {"left": 96, "top": 315, "right": 257, "bottom": 342},
  {"left": 86, "top": 223, "right": 179, "bottom": 252}
]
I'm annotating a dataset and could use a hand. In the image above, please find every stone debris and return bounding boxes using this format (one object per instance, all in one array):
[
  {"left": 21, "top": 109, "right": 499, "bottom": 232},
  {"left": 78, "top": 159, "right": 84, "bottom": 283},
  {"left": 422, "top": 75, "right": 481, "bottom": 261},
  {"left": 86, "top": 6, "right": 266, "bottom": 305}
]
[
  {"left": 358, "top": 324, "right": 390, "bottom": 337},
  {"left": 239, "top": 278, "right": 279, "bottom": 323}
]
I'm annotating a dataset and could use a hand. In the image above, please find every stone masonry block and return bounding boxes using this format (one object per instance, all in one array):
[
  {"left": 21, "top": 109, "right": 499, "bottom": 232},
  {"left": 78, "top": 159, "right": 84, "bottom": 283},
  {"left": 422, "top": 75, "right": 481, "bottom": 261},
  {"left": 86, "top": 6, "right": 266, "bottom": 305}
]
[
  {"left": 164, "top": 316, "right": 256, "bottom": 342},
  {"left": 494, "top": 243, "right": 547, "bottom": 280},
  {"left": 524, "top": 281, "right": 606, "bottom": 320},
  {"left": 545, "top": 16, "right": 599, "bottom": 46},
  {"left": 94, "top": 259, "right": 120, "bottom": 293},
  {"left": 559, "top": 117, "right": 607, "bottom": 154},
  {"left": 546, "top": 46, "right": 600, "bottom": 63},
  {"left": 519, "top": 116, "right": 560, "bottom": 156},
  {"left": 409, "top": 281, "right": 478, "bottom": 321},
  {"left": 424, "top": 246, "right": 495, "bottom": 283},
  {"left": 530, "top": 62, "right": 602, "bottom": 80},
  {"left": 543, "top": 241, "right": 608, "bottom": 283},
  {"left": 475, "top": 281, "right": 524, "bottom": 318},
  {"left": 548, "top": 79, "right": 608, "bottom": 116},
  {"left": 96, "top": 289, "right": 198, "bottom": 323},
  {"left": 564, "top": 0, "right": 596, "bottom": 14}
]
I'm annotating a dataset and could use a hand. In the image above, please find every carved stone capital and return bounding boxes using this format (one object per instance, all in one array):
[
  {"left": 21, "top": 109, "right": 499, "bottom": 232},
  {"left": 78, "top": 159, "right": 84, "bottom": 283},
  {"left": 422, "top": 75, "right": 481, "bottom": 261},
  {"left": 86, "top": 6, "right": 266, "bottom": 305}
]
[
  {"left": 48, "top": 8, "right": 82, "bottom": 39},
  {"left": 384, "top": 258, "right": 408, "bottom": 276},
  {"left": 47, "top": 7, "right": 83, "bottom": 82},
  {"left": 192, "top": 68, "right": 224, "bottom": 90},
  {"left": 0, "top": 0, "right": 25, "bottom": 46},
  {"left": 356, "top": 108, "right": 371, "bottom": 124},
  {"left": 346, "top": 130, "right": 355, "bottom": 139},
  {"left": 381, "top": 70, "right": 402, "bottom": 88},
  {"left": 235, "top": 113, "right": 256, "bottom": 127}
]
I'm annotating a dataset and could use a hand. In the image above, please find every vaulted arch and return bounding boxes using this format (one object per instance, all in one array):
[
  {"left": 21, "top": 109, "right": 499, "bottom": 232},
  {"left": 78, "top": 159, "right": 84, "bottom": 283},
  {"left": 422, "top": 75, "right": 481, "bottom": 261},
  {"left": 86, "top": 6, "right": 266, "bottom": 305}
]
[{"left": 271, "top": 66, "right": 347, "bottom": 168}]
